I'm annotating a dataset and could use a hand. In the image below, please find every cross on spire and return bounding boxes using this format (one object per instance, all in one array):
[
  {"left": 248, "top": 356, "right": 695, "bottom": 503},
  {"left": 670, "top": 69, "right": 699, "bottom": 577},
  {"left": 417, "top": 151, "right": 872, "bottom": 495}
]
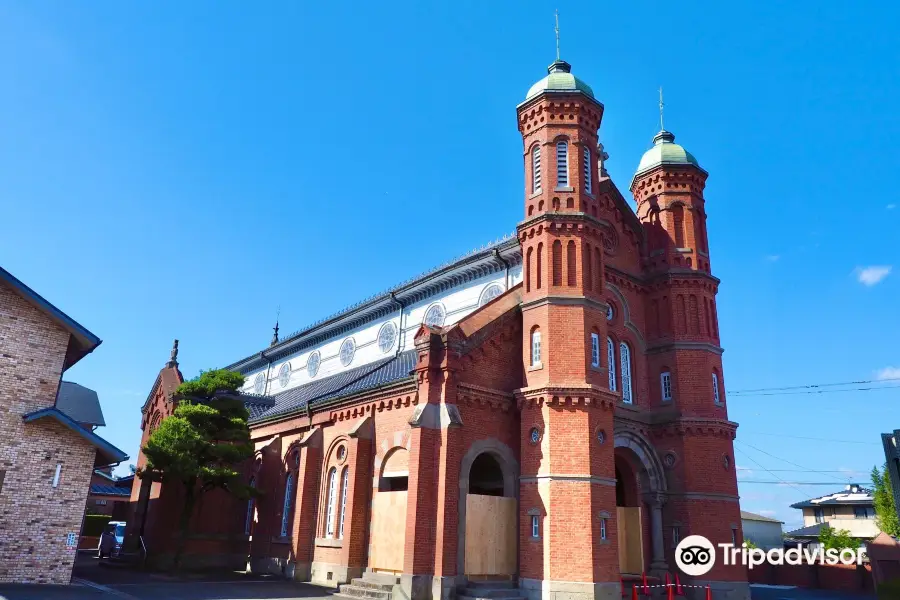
[
  {"left": 659, "top": 86, "right": 665, "bottom": 131},
  {"left": 271, "top": 306, "right": 281, "bottom": 346},
  {"left": 554, "top": 10, "right": 560, "bottom": 61}
]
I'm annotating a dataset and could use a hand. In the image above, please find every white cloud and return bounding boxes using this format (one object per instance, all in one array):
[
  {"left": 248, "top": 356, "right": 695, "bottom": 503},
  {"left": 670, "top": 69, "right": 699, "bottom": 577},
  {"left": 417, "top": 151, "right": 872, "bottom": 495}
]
[
  {"left": 888, "top": 204, "right": 897, "bottom": 210},
  {"left": 757, "top": 509, "right": 778, "bottom": 517},
  {"left": 856, "top": 265, "right": 892, "bottom": 286},
  {"left": 876, "top": 367, "right": 900, "bottom": 381},
  {"left": 765, "top": 255, "right": 780, "bottom": 262}
]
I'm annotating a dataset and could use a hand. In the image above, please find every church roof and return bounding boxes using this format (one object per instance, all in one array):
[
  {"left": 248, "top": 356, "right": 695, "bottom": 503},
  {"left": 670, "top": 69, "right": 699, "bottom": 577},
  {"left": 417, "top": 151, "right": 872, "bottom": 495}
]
[
  {"left": 632, "top": 130, "right": 704, "bottom": 185},
  {"left": 524, "top": 60, "right": 595, "bottom": 102},
  {"left": 247, "top": 349, "right": 417, "bottom": 423},
  {"left": 226, "top": 235, "right": 520, "bottom": 374}
]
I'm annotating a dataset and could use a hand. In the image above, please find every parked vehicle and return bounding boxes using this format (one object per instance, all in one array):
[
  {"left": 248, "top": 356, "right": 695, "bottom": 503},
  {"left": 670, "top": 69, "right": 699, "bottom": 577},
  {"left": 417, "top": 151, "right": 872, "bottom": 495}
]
[{"left": 97, "top": 521, "right": 126, "bottom": 558}]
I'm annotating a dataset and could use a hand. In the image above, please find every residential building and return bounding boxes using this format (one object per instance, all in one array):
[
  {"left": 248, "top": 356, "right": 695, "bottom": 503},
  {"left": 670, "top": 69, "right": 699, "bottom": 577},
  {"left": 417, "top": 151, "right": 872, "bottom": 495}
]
[
  {"left": 87, "top": 468, "right": 133, "bottom": 520},
  {"left": 740, "top": 511, "right": 784, "bottom": 550},
  {"left": 786, "top": 484, "right": 881, "bottom": 549},
  {"left": 0, "top": 266, "right": 127, "bottom": 584},
  {"left": 130, "top": 55, "right": 748, "bottom": 600}
]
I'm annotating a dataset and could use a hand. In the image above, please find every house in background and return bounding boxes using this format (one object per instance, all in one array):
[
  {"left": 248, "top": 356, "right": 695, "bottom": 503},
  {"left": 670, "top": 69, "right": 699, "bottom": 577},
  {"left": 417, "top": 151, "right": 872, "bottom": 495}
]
[
  {"left": 0, "top": 266, "right": 127, "bottom": 584},
  {"left": 786, "top": 484, "right": 880, "bottom": 550},
  {"left": 741, "top": 511, "right": 784, "bottom": 549},
  {"left": 87, "top": 468, "right": 134, "bottom": 520}
]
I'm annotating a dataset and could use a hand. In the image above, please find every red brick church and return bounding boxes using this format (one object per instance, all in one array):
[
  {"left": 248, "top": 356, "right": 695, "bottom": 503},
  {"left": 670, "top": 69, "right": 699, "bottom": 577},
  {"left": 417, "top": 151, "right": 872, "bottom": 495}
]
[{"left": 131, "top": 57, "right": 748, "bottom": 600}]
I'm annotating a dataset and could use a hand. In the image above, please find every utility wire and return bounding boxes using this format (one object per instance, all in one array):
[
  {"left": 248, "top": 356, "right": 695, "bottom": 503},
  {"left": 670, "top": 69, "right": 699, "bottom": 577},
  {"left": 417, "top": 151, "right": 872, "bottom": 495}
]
[
  {"left": 729, "top": 384, "right": 900, "bottom": 398},
  {"left": 733, "top": 446, "right": 811, "bottom": 499},
  {"left": 735, "top": 440, "right": 848, "bottom": 484},
  {"left": 728, "top": 377, "right": 900, "bottom": 395},
  {"left": 738, "top": 432, "right": 880, "bottom": 446},
  {"left": 737, "top": 480, "right": 859, "bottom": 486},
  {"left": 736, "top": 467, "right": 864, "bottom": 474}
]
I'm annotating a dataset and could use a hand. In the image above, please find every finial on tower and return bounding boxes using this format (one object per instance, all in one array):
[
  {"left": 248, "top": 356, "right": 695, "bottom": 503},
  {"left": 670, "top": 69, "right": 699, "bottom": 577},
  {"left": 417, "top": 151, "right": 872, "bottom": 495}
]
[
  {"left": 270, "top": 306, "right": 281, "bottom": 346},
  {"left": 597, "top": 142, "right": 610, "bottom": 177},
  {"left": 555, "top": 9, "right": 561, "bottom": 62},
  {"left": 659, "top": 86, "right": 665, "bottom": 132},
  {"left": 167, "top": 339, "right": 179, "bottom": 368}
]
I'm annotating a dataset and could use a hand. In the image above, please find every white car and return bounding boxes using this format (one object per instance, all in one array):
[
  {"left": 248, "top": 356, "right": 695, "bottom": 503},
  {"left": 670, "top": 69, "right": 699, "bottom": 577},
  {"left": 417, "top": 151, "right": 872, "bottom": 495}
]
[{"left": 97, "top": 521, "right": 126, "bottom": 559}]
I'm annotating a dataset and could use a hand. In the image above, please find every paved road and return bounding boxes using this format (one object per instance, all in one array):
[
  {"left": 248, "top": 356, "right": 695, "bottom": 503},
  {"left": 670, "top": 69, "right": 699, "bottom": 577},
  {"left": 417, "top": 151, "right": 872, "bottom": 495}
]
[{"left": 749, "top": 584, "right": 875, "bottom": 600}]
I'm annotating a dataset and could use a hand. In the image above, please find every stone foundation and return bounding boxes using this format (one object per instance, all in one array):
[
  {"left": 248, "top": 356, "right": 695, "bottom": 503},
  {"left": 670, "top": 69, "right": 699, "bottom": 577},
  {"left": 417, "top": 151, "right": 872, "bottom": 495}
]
[{"left": 519, "top": 578, "right": 620, "bottom": 600}]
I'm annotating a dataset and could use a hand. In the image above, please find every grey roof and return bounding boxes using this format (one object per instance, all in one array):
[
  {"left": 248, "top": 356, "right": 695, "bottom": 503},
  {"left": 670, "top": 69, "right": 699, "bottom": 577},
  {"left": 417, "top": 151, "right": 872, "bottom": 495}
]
[
  {"left": 790, "top": 486, "right": 874, "bottom": 509},
  {"left": 741, "top": 510, "right": 784, "bottom": 524},
  {"left": 23, "top": 407, "right": 128, "bottom": 467},
  {"left": 56, "top": 381, "right": 106, "bottom": 427},
  {"left": 0, "top": 266, "right": 101, "bottom": 370},
  {"left": 90, "top": 484, "right": 131, "bottom": 497},
  {"left": 785, "top": 523, "right": 826, "bottom": 538},
  {"left": 248, "top": 350, "right": 417, "bottom": 423}
]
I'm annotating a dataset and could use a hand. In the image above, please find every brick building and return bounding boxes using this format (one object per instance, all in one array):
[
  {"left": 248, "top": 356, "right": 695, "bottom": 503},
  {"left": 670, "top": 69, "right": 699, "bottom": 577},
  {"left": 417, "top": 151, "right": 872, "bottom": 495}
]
[
  {"left": 0, "top": 266, "right": 127, "bottom": 584},
  {"left": 130, "top": 58, "right": 748, "bottom": 600}
]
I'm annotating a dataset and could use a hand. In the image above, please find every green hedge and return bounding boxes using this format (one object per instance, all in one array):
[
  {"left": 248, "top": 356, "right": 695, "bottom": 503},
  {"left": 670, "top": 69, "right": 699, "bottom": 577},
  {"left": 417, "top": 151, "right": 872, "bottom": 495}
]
[{"left": 82, "top": 514, "right": 111, "bottom": 537}]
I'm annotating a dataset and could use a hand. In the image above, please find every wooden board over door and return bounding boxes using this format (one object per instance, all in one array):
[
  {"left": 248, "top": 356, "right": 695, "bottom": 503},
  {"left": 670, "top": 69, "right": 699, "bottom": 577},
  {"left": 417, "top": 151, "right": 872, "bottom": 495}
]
[
  {"left": 369, "top": 491, "right": 407, "bottom": 573},
  {"left": 465, "top": 494, "right": 517, "bottom": 577},
  {"left": 617, "top": 506, "right": 643, "bottom": 575}
]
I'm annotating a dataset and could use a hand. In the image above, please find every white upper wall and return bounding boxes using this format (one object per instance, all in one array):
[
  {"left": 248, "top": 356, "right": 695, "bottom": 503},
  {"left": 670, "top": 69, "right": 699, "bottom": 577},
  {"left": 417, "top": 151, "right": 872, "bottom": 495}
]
[{"left": 240, "top": 265, "right": 523, "bottom": 397}]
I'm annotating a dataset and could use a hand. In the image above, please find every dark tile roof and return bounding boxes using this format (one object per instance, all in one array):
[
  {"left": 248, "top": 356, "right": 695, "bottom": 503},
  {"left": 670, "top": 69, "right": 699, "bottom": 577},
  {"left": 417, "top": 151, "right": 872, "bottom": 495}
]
[
  {"left": 56, "top": 381, "right": 106, "bottom": 427},
  {"left": 0, "top": 266, "right": 101, "bottom": 370},
  {"left": 790, "top": 486, "right": 874, "bottom": 509},
  {"left": 90, "top": 484, "right": 132, "bottom": 497},
  {"left": 248, "top": 350, "right": 417, "bottom": 423},
  {"left": 23, "top": 408, "right": 128, "bottom": 466}
]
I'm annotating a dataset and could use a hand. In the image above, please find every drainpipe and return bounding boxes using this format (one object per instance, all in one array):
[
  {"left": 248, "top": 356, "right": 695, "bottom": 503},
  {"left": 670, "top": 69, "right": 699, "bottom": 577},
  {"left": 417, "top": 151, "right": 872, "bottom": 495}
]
[
  {"left": 494, "top": 248, "right": 511, "bottom": 290},
  {"left": 390, "top": 292, "right": 406, "bottom": 357}
]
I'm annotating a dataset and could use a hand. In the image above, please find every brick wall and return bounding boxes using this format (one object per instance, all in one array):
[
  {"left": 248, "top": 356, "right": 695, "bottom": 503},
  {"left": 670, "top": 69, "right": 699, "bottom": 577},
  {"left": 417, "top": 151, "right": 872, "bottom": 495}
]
[{"left": 0, "top": 282, "right": 97, "bottom": 584}]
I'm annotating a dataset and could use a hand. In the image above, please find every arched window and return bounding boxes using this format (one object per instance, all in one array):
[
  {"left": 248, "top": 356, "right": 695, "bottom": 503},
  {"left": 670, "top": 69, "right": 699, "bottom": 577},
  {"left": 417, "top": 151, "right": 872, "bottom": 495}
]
[
  {"left": 245, "top": 477, "right": 256, "bottom": 535},
  {"left": 673, "top": 205, "right": 685, "bottom": 248},
  {"left": 532, "top": 145, "right": 542, "bottom": 193},
  {"left": 713, "top": 371, "right": 722, "bottom": 405},
  {"left": 552, "top": 241, "right": 562, "bottom": 286},
  {"left": 583, "top": 243, "right": 592, "bottom": 292},
  {"left": 567, "top": 241, "right": 576, "bottom": 286},
  {"left": 606, "top": 337, "right": 617, "bottom": 391},
  {"left": 325, "top": 467, "right": 337, "bottom": 538},
  {"left": 280, "top": 472, "right": 294, "bottom": 537},
  {"left": 531, "top": 328, "right": 542, "bottom": 366},
  {"left": 661, "top": 371, "right": 672, "bottom": 402},
  {"left": 338, "top": 467, "right": 349, "bottom": 538},
  {"left": 525, "top": 247, "right": 533, "bottom": 292},
  {"left": 149, "top": 412, "right": 161, "bottom": 432},
  {"left": 556, "top": 141, "right": 569, "bottom": 188},
  {"left": 619, "top": 342, "right": 633, "bottom": 404},
  {"left": 583, "top": 146, "right": 592, "bottom": 193},
  {"left": 536, "top": 243, "right": 543, "bottom": 289},
  {"left": 590, "top": 332, "right": 600, "bottom": 367}
]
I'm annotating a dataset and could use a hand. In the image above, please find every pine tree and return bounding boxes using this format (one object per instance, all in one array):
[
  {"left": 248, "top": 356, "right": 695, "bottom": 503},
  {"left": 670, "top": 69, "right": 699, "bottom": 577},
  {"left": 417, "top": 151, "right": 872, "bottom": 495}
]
[{"left": 872, "top": 464, "right": 900, "bottom": 537}]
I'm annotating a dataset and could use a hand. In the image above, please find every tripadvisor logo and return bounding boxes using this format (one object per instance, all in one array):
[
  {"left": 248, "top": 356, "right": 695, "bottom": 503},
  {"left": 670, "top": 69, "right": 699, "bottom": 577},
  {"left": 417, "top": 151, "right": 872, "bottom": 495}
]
[{"left": 674, "top": 535, "right": 867, "bottom": 576}]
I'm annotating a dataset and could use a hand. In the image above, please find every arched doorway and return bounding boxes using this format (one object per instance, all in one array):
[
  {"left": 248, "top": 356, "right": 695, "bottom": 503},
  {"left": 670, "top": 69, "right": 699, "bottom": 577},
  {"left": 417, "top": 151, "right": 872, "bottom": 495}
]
[
  {"left": 614, "top": 431, "right": 668, "bottom": 576},
  {"left": 369, "top": 447, "right": 409, "bottom": 573},
  {"left": 457, "top": 440, "right": 518, "bottom": 582}
]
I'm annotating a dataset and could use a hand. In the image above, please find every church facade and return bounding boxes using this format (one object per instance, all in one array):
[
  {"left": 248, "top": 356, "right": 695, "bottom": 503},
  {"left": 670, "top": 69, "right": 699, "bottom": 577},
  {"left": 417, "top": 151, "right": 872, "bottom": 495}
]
[{"left": 131, "top": 58, "right": 748, "bottom": 600}]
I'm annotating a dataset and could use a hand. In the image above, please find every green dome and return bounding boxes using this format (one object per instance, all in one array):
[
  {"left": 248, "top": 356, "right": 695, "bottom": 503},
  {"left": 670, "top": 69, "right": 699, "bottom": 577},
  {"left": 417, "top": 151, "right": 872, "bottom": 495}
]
[
  {"left": 635, "top": 130, "right": 701, "bottom": 176},
  {"left": 525, "top": 60, "right": 594, "bottom": 101}
]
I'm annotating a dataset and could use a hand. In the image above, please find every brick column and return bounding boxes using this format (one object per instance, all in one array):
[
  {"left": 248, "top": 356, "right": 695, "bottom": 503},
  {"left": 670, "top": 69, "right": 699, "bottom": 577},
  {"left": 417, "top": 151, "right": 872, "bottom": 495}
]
[
  {"left": 342, "top": 418, "right": 374, "bottom": 582},
  {"left": 290, "top": 428, "right": 322, "bottom": 580}
]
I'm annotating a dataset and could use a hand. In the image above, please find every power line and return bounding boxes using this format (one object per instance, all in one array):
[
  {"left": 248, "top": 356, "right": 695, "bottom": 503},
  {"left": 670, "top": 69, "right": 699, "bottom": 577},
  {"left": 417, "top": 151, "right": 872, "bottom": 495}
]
[
  {"left": 737, "top": 480, "right": 856, "bottom": 486},
  {"left": 729, "top": 384, "right": 900, "bottom": 398},
  {"left": 728, "top": 377, "right": 900, "bottom": 395},
  {"left": 733, "top": 446, "right": 811, "bottom": 499},
  {"left": 736, "top": 467, "right": 864, "bottom": 474},
  {"left": 735, "top": 440, "right": 847, "bottom": 484},
  {"left": 738, "top": 432, "right": 880, "bottom": 446}
]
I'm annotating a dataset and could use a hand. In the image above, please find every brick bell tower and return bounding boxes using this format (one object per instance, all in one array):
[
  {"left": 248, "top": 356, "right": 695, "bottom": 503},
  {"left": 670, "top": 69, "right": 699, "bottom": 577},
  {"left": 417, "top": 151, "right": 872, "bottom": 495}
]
[{"left": 515, "top": 56, "right": 622, "bottom": 600}]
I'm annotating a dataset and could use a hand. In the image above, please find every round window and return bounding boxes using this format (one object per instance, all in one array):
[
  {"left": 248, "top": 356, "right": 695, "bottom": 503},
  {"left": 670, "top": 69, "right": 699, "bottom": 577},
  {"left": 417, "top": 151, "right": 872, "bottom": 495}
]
[
  {"left": 596, "top": 429, "right": 607, "bottom": 444},
  {"left": 478, "top": 283, "right": 505, "bottom": 307},
  {"left": 253, "top": 373, "right": 266, "bottom": 395},
  {"left": 307, "top": 351, "right": 321, "bottom": 378},
  {"left": 377, "top": 322, "right": 397, "bottom": 354},
  {"left": 278, "top": 362, "right": 291, "bottom": 388},
  {"left": 529, "top": 427, "right": 541, "bottom": 445},
  {"left": 606, "top": 303, "right": 614, "bottom": 321},
  {"left": 339, "top": 338, "right": 356, "bottom": 366},
  {"left": 423, "top": 303, "right": 446, "bottom": 327}
]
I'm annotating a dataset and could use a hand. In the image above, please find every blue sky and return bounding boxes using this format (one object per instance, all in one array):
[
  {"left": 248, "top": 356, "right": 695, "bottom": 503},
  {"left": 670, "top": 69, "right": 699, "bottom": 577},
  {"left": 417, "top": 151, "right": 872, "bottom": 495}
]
[{"left": 1, "top": 1, "right": 897, "bottom": 529}]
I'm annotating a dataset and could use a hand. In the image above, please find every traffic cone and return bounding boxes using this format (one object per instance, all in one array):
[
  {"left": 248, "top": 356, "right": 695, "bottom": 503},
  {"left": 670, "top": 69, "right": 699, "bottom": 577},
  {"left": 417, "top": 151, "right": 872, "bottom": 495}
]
[
  {"left": 675, "top": 574, "right": 684, "bottom": 596},
  {"left": 666, "top": 583, "right": 674, "bottom": 600},
  {"left": 642, "top": 572, "right": 649, "bottom": 596},
  {"left": 631, "top": 585, "right": 639, "bottom": 600},
  {"left": 665, "top": 573, "right": 671, "bottom": 588},
  {"left": 705, "top": 584, "right": 712, "bottom": 600},
  {"left": 620, "top": 579, "right": 624, "bottom": 597}
]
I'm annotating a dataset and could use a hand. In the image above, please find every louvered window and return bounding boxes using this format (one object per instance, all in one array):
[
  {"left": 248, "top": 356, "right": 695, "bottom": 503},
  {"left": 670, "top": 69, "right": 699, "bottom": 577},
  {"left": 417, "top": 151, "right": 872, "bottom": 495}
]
[
  {"left": 583, "top": 147, "right": 592, "bottom": 193},
  {"left": 532, "top": 145, "right": 542, "bottom": 192},
  {"left": 556, "top": 141, "right": 568, "bottom": 187}
]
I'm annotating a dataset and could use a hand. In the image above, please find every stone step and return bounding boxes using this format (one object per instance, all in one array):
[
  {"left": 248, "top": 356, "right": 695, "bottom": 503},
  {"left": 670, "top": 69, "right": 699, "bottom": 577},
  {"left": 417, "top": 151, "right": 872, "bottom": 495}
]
[
  {"left": 338, "top": 585, "right": 392, "bottom": 600},
  {"left": 464, "top": 581, "right": 516, "bottom": 589},
  {"left": 461, "top": 588, "right": 522, "bottom": 598},
  {"left": 361, "top": 572, "right": 401, "bottom": 586},
  {"left": 350, "top": 578, "right": 395, "bottom": 591}
]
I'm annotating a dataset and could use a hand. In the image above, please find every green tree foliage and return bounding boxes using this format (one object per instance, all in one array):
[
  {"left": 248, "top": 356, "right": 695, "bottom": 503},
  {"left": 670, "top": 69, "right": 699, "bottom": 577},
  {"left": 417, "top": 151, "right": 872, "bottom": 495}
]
[
  {"left": 743, "top": 539, "right": 759, "bottom": 549},
  {"left": 872, "top": 464, "right": 900, "bottom": 537},
  {"left": 818, "top": 525, "right": 861, "bottom": 551},
  {"left": 138, "top": 369, "right": 253, "bottom": 568}
]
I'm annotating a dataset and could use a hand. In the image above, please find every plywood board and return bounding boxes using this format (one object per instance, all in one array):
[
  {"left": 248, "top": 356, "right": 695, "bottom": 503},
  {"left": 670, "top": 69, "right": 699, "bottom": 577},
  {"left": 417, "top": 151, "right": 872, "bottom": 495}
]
[
  {"left": 617, "top": 506, "right": 643, "bottom": 575},
  {"left": 369, "top": 491, "right": 407, "bottom": 572},
  {"left": 465, "top": 494, "right": 517, "bottom": 576}
]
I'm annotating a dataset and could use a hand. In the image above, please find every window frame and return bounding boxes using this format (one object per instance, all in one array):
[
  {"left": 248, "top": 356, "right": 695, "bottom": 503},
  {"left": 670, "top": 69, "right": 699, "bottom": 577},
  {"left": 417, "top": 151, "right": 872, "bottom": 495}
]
[
  {"left": 556, "top": 141, "right": 569, "bottom": 188},
  {"left": 620, "top": 342, "right": 633, "bottom": 404},
  {"left": 583, "top": 146, "right": 592, "bottom": 194},
  {"left": 280, "top": 472, "right": 294, "bottom": 537},
  {"left": 338, "top": 467, "right": 349, "bottom": 538},
  {"left": 531, "top": 329, "right": 542, "bottom": 366},
  {"left": 245, "top": 477, "right": 256, "bottom": 535},
  {"left": 325, "top": 467, "right": 338, "bottom": 538},
  {"left": 600, "top": 517, "right": 607, "bottom": 540},
  {"left": 713, "top": 372, "right": 722, "bottom": 404},
  {"left": 671, "top": 526, "right": 681, "bottom": 548},
  {"left": 590, "top": 333, "right": 600, "bottom": 367},
  {"left": 661, "top": 371, "right": 672, "bottom": 402},
  {"left": 531, "top": 515, "right": 540, "bottom": 539},
  {"left": 606, "top": 337, "right": 617, "bottom": 391},
  {"left": 532, "top": 144, "right": 542, "bottom": 193}
]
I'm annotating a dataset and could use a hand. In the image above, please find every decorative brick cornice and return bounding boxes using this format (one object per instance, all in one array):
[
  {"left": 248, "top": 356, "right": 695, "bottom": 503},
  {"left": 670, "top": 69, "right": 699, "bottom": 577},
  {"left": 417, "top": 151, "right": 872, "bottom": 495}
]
[
  {"left": 515, "top": 385, "right": 618, "bottom": 410},
  {"left": 645, "top": 342, "right": 724, "bottom": 356},
  {"left": 520, "top": 295, "right": 608, "bottom": 313},
  {"left": 328, "top": 391, "right": 418, "bottom": 423},
  {"left": 650, "top": 418, "right": 738, "bottom": 440},
  {"left": 458, "top": 383, "right": 515, "bottom": 412}
]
